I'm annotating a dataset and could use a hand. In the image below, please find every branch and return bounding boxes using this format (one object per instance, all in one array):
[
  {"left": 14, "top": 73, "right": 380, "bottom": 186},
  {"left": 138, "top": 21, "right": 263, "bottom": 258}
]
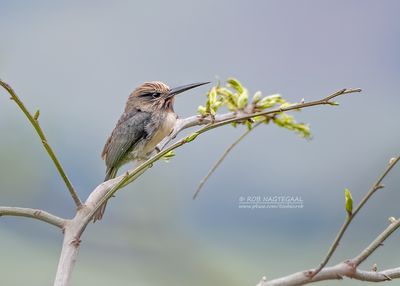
[
  {"left": 159, "top": 88, "right": 361, "bottom": 149},
  {"left": 0, "top": 206, "right": 66, "bottom": 229},
  {"left": 52, "top": 87, "right": 361, "bottom": 285},
  {"left": 257, "top": 265, "right": 400, "bottom": 286},
  {"left": 257, "top": 218, "right": 400, "bottom": 286},
  {"left": 312, "top": 156, "right": 400, "bottom": 276},
  {"left": 84, "top": 88, "right": 361, "bottom": 227},
  {"left": 0, "top": 79, "right": 82, "bottom": 208},
  {"left": 193, "top": 121, "right": 262, "bottom": 199}
]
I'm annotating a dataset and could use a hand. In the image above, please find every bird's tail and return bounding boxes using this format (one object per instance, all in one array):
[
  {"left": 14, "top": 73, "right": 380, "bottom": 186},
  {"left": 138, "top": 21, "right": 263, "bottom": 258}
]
[{"left": 92, "top": 167, "right": 117, "bottom": 222}]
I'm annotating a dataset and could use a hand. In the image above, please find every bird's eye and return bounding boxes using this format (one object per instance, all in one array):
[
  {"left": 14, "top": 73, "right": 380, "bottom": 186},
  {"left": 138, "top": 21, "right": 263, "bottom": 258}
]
[{"left": 152, "top": 92, "right": 161, "bottom": 98}]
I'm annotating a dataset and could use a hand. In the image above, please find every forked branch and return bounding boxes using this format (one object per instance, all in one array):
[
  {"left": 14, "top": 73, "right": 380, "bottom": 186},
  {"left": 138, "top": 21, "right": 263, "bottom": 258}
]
[
  {"left": 312, "top": 156, "right": 400, "bottom": 276},
  {"left": 257, "top": 217, "right": 400, "bottom": 285}
]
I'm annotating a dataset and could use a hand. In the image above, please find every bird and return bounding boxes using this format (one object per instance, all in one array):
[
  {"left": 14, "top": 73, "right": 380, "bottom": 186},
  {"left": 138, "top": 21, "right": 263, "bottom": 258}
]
[{"left": 93, "top": 81, "right": 210, "bottom": 222}]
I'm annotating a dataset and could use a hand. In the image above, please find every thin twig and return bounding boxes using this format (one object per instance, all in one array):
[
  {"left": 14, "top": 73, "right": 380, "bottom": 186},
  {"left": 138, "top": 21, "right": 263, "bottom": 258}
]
[
  {"left": 0, "top": 206, "right": 66, "bottom": 229},
  {"left": 198, "top": 88, "right": 362, "bottom": 134},
  {"left": 193, "top": 122, "right": 262, "bottom": 199},
  {"left": 159, "top": 88, "right": 361, "bottom": 151},
  {"left": 0, "top": 79, "right": 82, "bottom": 208},
  {"left": 311, "top": 156, "right": 400, "bottom": 277},
  {"left": 257, "top": 218, "right": 400, "bottom": 286}
]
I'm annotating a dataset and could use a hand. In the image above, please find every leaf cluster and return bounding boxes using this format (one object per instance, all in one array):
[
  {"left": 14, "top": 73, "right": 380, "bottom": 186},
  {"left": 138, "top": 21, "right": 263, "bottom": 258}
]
[{"left": 198, "top": 78, "right": 311, "bottom": 138}]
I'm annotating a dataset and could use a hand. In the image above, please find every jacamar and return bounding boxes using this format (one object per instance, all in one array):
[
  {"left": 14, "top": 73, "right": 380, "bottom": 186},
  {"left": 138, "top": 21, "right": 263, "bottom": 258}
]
[{"left": 93, "top": 81, "right": 209, "bottom": 221}]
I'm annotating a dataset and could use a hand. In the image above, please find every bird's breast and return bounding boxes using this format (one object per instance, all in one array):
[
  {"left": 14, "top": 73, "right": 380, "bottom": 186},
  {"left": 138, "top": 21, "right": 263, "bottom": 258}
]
[{"left": 143, "top": 112, "right": 177, "bottom": 155}]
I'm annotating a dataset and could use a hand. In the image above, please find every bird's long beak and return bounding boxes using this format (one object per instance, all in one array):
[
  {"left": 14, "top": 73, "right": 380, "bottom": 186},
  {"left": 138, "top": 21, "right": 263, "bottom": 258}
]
[{"left": 167, "top": 82, "right": 210, "bottom": 98}]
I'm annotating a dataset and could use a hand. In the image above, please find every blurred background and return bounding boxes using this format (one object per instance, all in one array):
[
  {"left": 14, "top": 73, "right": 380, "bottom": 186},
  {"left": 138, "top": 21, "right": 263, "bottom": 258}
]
[{"left": 1, "top": 1, "right": 399, "bottom": 285}]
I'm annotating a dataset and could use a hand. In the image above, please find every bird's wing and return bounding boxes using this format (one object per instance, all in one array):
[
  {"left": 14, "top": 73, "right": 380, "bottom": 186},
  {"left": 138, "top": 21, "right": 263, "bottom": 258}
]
[{"left": 102, "top": 109, "right": 151, "bottom": 170}]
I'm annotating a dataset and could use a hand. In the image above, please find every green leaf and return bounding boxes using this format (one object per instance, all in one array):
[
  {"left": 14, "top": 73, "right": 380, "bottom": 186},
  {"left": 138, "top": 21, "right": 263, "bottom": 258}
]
[
  {"left": 245, "top": 120, "right": 252, "bottom": 130},
  {"left": 209, "top": 107, "right": 216, "bottom": 116},
  {"left": 279, "top": 102, "right": 292, "bottom": 109},
  {"left": 344, "top": 188, "right": 353, "bottom": 216},
  {"left": 227, "top": 78, "right": 244, "bottom": 93},
  {"left": 253, "top": 115, "right": 266, "bottom": 123},
  {"left": 208, "top": 87, "right": 217, "bottom": 105},
  {"left": 162, "top": 150, "right": 175, "bottom": 162},
  {"left": 184, "top": 132, "right": 199, "bottom": 143},
  {"left": 237, "top": 90, "right": 248, "bottom": 109},
  {"left": 272, "top": 114, "right": 311, "bottom": 138},
  {"left": 217, "top": 87, "right": 234, "bottom": 98},
  {"left": 256, "top": 94, "right": 283, "bottom": 109},
  {"left": 252, "top": 91, "right": 262, "bottom": 104},
  {"left": 213, "top": 100, "right": 224, "bottom": 109},
  {"left": 198, "top": 105, "right": 207, "bottom": 115},
  {"left": 217, "top": 87, "right": 237, "bottom": 111}
]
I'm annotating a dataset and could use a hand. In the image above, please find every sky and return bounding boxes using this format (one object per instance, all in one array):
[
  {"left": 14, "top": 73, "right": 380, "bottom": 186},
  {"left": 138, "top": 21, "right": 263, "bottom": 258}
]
[{"left": 0, "top": 1, "right": 400, "bottom": 285}]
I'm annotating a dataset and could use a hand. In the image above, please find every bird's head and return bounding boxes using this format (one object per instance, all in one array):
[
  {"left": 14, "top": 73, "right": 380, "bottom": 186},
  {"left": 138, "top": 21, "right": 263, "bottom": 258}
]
[{"left": 126, "top": 81, "right": 209, "bottom": 112}]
